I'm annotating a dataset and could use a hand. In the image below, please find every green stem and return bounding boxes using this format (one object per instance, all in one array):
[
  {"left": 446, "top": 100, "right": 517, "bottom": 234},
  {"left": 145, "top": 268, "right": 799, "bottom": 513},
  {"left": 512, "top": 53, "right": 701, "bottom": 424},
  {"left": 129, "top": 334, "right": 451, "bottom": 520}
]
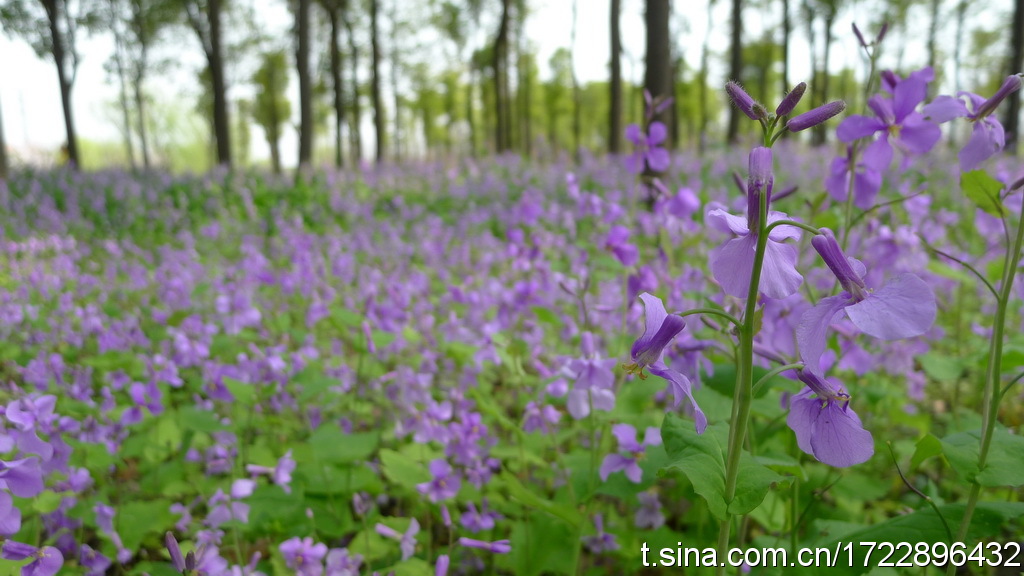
[
  {"left": 716, "top": 169, "right": 770, "bottom": 576},
  {"left": 752, "top": 363, "right": 805, "bottom": 396},
  {"left": 948, "top": 189, "right": 1024, "bottom": 572},
  {"left": 765, "top": 219, "right": 822, "bottom": 237},
  {"left": 678, "top": 307, "right": 741, "bottom": 328}
]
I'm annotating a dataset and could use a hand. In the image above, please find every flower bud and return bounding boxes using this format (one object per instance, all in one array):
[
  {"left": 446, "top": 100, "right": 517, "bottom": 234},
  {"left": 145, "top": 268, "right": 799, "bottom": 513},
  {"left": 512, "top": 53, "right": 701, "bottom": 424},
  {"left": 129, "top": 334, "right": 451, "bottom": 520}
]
[
  {"left": 746, "top": 147, "right": 774, "bottom": 227},
  {"left": 787, "top": 100, "right": 846, "bottom": 132},
  {"left": 726, "top": 81, "right": 763, "bottom": 120},
  {"left": 876, "top": 22, "right": 889, "bottom": 43},
  {"left": 811, "top": 228, "right": 867, "bottom": 298},
  {"left": 852, "top": 23, "right": 868, "bottom": 48},
  {"left": 776, "top": 82, "right": 807, "bottom": 116},
  {"left": 974, "top": 75, "right": 1023, "bottom": 119}
]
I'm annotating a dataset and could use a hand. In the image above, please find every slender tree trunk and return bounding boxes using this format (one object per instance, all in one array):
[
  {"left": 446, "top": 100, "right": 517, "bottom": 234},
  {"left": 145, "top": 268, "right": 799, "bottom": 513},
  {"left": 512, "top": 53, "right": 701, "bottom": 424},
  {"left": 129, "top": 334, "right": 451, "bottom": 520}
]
[
  {"left": 1004, "top": 0, "right": 1023, "bottom": 153},
  {"left": 297, "top": 0, "right": 313, "bottom": 166},
  {"left": 133, "top": 73, "right": 151, "bottom": 168},
  {"left": 45, "top": 0, "right": 80, "bottom": 168},
  {"left": 370, "top": 0, "right": 385, "bottom": 162},
  {"left": 109, "top": 2, "right": 136, "bottom": 169},
  {"left": 726, "top": 0, "right": 743, "bottom": 143},
  {"left": 208, "top": 0, "right": 231, "bottom": 166},
  {"left": 466, "top": 68, "right": 477, "bottom": 156},
  {"left": 389, "top": 0, "right": 401, "bottom": 160},
  {"left": 698, "top": 3, "right": 712, "bottom": 151},
  {"left": 342, "top": 7, "right": 362, "bottom": 163},
  {"left": 328, "top": 5, "right": 344, "bottom": 167},
  {"left": 644, "top": 0, "right": 671, "bottom": 130},
  {"left": 609, "top": 0, "right": 622, "bottom": 153},
  {"left": 812, "top": 13, "right": 833, "bottom": 146},
  {"left": 570, "top": 0, "right": 581, "bottom": 159},
  {"left": 493, "top": 0, "right": 512, "bottom": 152},
  {"left": 130, "top": 0, "right": 152, "bottom": 169},
  {"left": 781, "top": 0, "right": 790, "bottom": 95}
]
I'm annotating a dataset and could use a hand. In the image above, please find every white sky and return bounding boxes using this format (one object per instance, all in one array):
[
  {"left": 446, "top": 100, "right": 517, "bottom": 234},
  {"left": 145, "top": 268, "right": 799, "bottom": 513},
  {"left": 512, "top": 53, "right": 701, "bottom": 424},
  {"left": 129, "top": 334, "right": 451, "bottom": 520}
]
[{"left": 0, "top": 0, "right": 1007, "bottom": 163}]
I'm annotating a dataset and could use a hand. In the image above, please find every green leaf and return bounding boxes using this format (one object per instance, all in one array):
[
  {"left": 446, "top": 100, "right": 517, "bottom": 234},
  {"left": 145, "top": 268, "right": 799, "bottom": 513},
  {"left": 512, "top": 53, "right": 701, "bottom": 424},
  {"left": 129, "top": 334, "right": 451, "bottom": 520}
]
[
  {"left": 118, "top": 500, "right": 175, "bottom": 555},
  {"left": 910, "top": 433, "right": 943, "bottom": 470},
  {"left": 917, "top": 352, "right": 964, "bottom": 381},
  {"left": 976, "top": 428, "right": 1024, "bottom": 487},
  {"left": 377, "top": 558, "right": 433, "bottom": 576},
  {"left": 380, "top": 449, "right": 431, "bottom": 490},
  {"left": 223, "top": 377, "right": 256, "bottom": 404},
  {"left": 311, "top": 428, "right": 378, "bottom": 464},
  {"left": 500, "top": 471, "right": 583, "bottom": 528},
  {"left": 178, "top": 407, "right": 224, "bottom": 433},
  {"left": 960, "top": 170, "right": 1005, "bottom": 216},
  {"left": 531, "top": 306, "right": 560, "bottom": 326},
  {"left": 660, "top": 413, "right": 785, "bottom": 520},
  {"left": 30, "top": 490, "right": 63, "bottom": 514},
  {"left": 499, "top": 516, "right": 575, "bottom": 576}
]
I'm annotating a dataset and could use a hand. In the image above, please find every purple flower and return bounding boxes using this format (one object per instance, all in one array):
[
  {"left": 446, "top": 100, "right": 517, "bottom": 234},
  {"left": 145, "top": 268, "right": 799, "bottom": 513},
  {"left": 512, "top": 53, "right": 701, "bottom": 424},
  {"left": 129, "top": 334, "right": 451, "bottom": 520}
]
[
  {"left": 797, "top": 229, "right": 936, "bottom": 372},
  {"left": 458, "top": 537, "right": 511, "bottom": 554},
  {"left": 787, "top": 369, "right": 873, "bottom": 467},
  {"left": 923, "top": 75, "right": 1022, "bottom": 171},
  {"left": 325, "top": 548, "right": 362, "bottom": 576},
  {"left": 78, "top": 544, "right": 111, "bottom": 576},
  {"left": 581, "top": 514, "right": 619, "bottom": 554},
  {"left": 605, "top": 225, "right": 638, "bottom": 267},
  {"left": 599, "top": 424, "right": 661, "bottom": 483},
  {"left": 707, "top": 147, "right": 803, "bottom": 299},
  {"left": 837, "top": 67, "right": 940, "bottom": 158},
  {"left": 417, "top": 459, "right": 461, "bottom": 502},
  {"left": 787, "top": 100, "right": 846, "bottom": 132},
  {"left": 279, "top": 537, "right": 328, "bottom": 576},
  {"left": 725, "top": 81, "right": 764, "bottom": 120},
  {"left": 825, "top": 139, "right": 892, "bottom": 209},
  {"left": 0, "top": 458, "right": 44, "bottom": 498},
  {"left": 522, "top": 402, "right": 560, "bottom": 433},
  {"left": 460, "top": 499, "right": 502, "bottom": 533},
  {"left": 565, "top": 333, "right": 618, "bottom": 420},
  {"left": 625, "top": 122, "right": 670, "bottom": 174},
  {"left": 376, "top": 518, "right": 419, "bottom": 560},
  {"left": 0, "top": 491, "right": 21, "bottom": 535},
  {"left": 434, "top": 554, "right": 450, "bottom": 576},
  {"left": 1, "top": 541, "right": 63, "bottom": 576},
  {"left": 634, "top": 491, "right": 665, "bottom": 529},
  {"left": 776, "top": 82, "right": 807, "bottom": 117},
  {"left": 246, "top": 449, "right": 296, "bottom": 493},
  {"left": 624, "top": 293, "right": 706, "bottom": 433}
]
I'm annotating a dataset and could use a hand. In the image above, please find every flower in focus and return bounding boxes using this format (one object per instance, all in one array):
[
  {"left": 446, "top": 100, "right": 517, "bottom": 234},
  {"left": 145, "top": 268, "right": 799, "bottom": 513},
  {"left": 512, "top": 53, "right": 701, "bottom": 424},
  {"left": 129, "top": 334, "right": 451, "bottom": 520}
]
[
  {"left": 787, "top": 369, "right": 874, "bottom": 467},
  {"left": 923, "top": 75, "right": 1022, "bottom": 171},
  {"left": 707, "top": 147, "right": 803, "bottom": 299},
  {"left": 417, "top": 459, "right": 461, "bottom": 502},
  {"left": 797, "top": 228, "right": 936, "bottom": 372},
  {"left": 599, "top": 424, "right": 661, "bottom": 483},
  {"left": 837, "top": 67, "right": 941, "bottom": 159},
  {"left": 623, "top": 293, "right": 706, "bottom": 433}
]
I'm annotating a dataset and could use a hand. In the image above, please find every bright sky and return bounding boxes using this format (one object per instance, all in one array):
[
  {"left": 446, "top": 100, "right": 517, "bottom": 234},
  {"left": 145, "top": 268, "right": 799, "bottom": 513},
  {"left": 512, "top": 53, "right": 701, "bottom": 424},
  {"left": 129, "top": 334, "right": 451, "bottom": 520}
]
[{"left": 0, "top": 0, "right": 996, "bottom": 163}]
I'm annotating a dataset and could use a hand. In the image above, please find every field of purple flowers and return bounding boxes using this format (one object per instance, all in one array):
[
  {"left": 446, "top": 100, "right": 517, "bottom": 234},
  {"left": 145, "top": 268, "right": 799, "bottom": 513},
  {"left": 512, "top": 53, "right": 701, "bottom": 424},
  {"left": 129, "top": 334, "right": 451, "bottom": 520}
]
[{"left": 1, "top": 66, "right": 1024, "bottom": 576}]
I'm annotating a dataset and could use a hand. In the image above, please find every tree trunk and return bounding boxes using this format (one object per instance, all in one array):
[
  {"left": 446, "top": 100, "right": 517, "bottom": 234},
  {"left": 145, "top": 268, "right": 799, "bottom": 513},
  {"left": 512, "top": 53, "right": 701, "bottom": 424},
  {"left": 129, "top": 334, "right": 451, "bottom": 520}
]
[
  {"left": 466, "top": 69, "right": 477, "bottom": 156},
  {"left": 328, "top": 5, "right": 344, "bottom": 167},
  {"left": 812, "top": 12, "right": 833, "bottom": 146},
  {"left": 781, "top": 0, "right": 790, "bottom": 96},
  {"left": 570, "top": 0, "right": 581, "bottom": 159},
  {"left": 110, "top": 2, "right": 136, "bottom": 170},
  {"left": 342, "top": 7, "right": 362, "bottom": 163},
  {"left": 609, "top": 0, "right": 622, "bottom": 153},
  {"left": 1004, "top": 0, "right": 1023, "bottom": 153},
  {"left": 297, "top": 0, "right": 313, "bottom": 166},
  {"left": 370, "top": 0, "right": 385, "bottom": 163},
  {"left": 389, "top": 0, "right": 401, "bottom": 160},
  {"left": 726, "top": 0, "right": 743, "bottom": 143},
  {"left": 208, "top": 0, "right": 231, "bottom": 166},
  {"left": 698, "top": 4, "right": 712, "bottom": 151},
  {"left": 644, "top": 0, "right": 671, "bottom": 131},
  {"left": 133, "top": 72, "right": 151, "bottom": 168},
  {"left": 130, "top": 0, "right": 152, "bottom": 169},
  {"left": 493, "top": 0, "right": 512, "bottom": 152},
  {"left": 45, "top": 0, "right": 80, "bottom": 168}
]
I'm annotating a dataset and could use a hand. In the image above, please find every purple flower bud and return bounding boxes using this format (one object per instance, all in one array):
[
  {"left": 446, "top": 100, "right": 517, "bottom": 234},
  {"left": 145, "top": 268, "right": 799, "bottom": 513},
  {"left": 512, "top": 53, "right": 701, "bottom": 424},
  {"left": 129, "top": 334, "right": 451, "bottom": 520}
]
[
  {"left": 435, "top": 554, "right": 450, "bottom": 576},
  {"left": 810, "top": 229, "right": 867, "bottom": 298},
  {"left": 775, "top": 82, "right": 807, "bottom": 116},
  {"left": 852, "top": 23, "right": 868, "bottom": 48},
  {"left": 459, "top": 537, "right": 512, "bottom": 554},
  {"left": 746, "top": 147, "right": 774, "bottom": 227},
  {"left": 165, "top": 533, "right": 185, "bottom": 571},
  {"left": 726, "top": 82, "right": 763, "bottom": 120},
  {"left": 876, "top": 22, "right": 889, "bottom": 43},
  {"left": 787, "top": 101, "right": 846, "bottom": 132},
  {"left": 974, "top": 75, "right": 1023, "bottom": 120}
]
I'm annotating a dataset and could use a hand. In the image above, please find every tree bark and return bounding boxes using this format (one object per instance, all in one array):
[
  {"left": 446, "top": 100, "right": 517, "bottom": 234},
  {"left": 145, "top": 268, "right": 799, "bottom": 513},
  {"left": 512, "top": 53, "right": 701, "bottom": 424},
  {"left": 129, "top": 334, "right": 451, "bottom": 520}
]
[
  {"left": 208, "top": 0, "right": 231, "bottom": 166},
  {"left": 609, "top": 0, "right": 622, "bottom": 153},
  {"left": 341, "top": 5, "right": 362, "bottom": 163},
  {"left": 570, "top": 0, "right": 580, "bottom": 159},
  {"left": 493, "top": 0, "right": 512, "bottom": 152},
  {"left": 726, "top": 0, "right": 743, "bottom": 143},
  {"left": 44, "top": 0, "right": 80, "bottom": 168},
  {"left": 109, "top": 0, "right": 136, "bottom": 169},
  {"left": 328, "top": 4, "right": 344, "bottom": 167},
  {"left": 297, "top": 0, "right": 313, "bottom": 166},
  {"left": 370, "top": 0, "right": 385, "bottom": 162},
  {"left": 1004, "top": 0, "right": 1023, "bottom": 153},
  {"left": 644, "top": 0, "right": 671, "bottom": 132},
  {"left": 129, "top": 0, "right": 152, "bottom": 169},
  {"left": 466, "top": 67, "right": 477, "bottom": 156},
  {"left": 389, "top": 0, "right": 402, "bottom": 160}
]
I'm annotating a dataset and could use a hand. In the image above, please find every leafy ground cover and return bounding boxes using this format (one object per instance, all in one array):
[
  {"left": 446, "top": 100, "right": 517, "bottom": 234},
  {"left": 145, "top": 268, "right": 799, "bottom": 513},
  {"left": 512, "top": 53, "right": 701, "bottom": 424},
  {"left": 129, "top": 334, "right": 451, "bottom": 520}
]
[{"left": 1, "top": 78, "right": 1023, "bottom": 576}]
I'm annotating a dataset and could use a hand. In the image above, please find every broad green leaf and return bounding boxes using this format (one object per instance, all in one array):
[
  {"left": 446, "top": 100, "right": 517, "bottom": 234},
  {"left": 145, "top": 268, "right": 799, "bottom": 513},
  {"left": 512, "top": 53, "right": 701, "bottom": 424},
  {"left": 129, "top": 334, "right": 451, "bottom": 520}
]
[
  {"left": 311, "top": 428, "right": 378, "bottom": 464},
  {"left": 178, "top": 407, "right": 224, "bottom": 433},
  {"left": 377, "top": 558, "right": 433, "bottom": 576},
  {"left": 499, "top": 516, "right": 575, "bottom": 576},
  {"left": 960, "top": 170, "right": 1005, "bottom": 216},
  {"left": 223, "top": 377, "right": 256, "bottom": 404},
  {"left": 976, "top": 428, "right": 1024, "bottom": 487},
  {"left": 917, "top": 352, "right": 964, "bottom": 381},
  {"left": 660, "top": 413, "right": 786, "bottom": 520},
  {"left": 30, "top": 490, "right": 63, "bottom": 514},
  {"left": 910, "top": 433, "right": 943, "bottom": 470},
  {"left": 531, "top": 306, "right": 560, "bottom": 326},
  {"left": 380, "top": 448, "right": 431, "bottom": 489}
]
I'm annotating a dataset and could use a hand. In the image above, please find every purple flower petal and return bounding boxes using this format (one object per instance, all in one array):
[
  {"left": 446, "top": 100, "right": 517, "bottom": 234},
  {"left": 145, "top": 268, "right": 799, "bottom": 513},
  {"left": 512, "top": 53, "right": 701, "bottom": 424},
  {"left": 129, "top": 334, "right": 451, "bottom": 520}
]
[
  {"left": 625, "top": 124, "right": 642, "bottom": 145},
  {"left": 895, "top": 114, "right": 941, "bottom": 155},
  {"left": 0, "top": 492, "right": 20, "bottom": 536},
  {"left": 959, "top": 118, "right": 1005, "bottom": 172},
  {"left": 710, "top": 235, "right": 757, "bottom": 298},
  {"left": 647, "top": 122, "right": 667, "bottom": 145},
  {"left": 797, "top": 295, "right": 852, "bottom": 373},
  {"left": 599, "top": 454, "right": 630, "bottom": 481},
  {"left": 845, "top": 273, "right": 936, "bottom": 340},
  {"left": 705, "top": 208, "right": 749, "bottom": 236},
  {"left": 648, "top": 364, "right": 707, "bottom": 434},
  {"left": 892, "top": 73, "right": 928, "bottom": 120},
  {"left": 836, "top": 115, "right": 885, "bottom": 142},
  {"left": 611, "top": 424, "right": 640, "bottom": 451},
  {"left": 786, "top": 388, "right": 818, "bottom": 455},
  {"left": 922, "top": 95, "right": 969, "bottom": 123},
  {"left": 808, "top": 399, "right": 874, "bottom": 467},
  {"left": 646, "top": 148, "right": 671, "bottom": 172},
  {"left": 624, "top": 460, "right": 644, "bottom": 483},
  {"left": 759, "top": 239, "right": 803, "bottom": 299},
  {"left": 631, "top": 293, "right": 685, "bottom": 367}
]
